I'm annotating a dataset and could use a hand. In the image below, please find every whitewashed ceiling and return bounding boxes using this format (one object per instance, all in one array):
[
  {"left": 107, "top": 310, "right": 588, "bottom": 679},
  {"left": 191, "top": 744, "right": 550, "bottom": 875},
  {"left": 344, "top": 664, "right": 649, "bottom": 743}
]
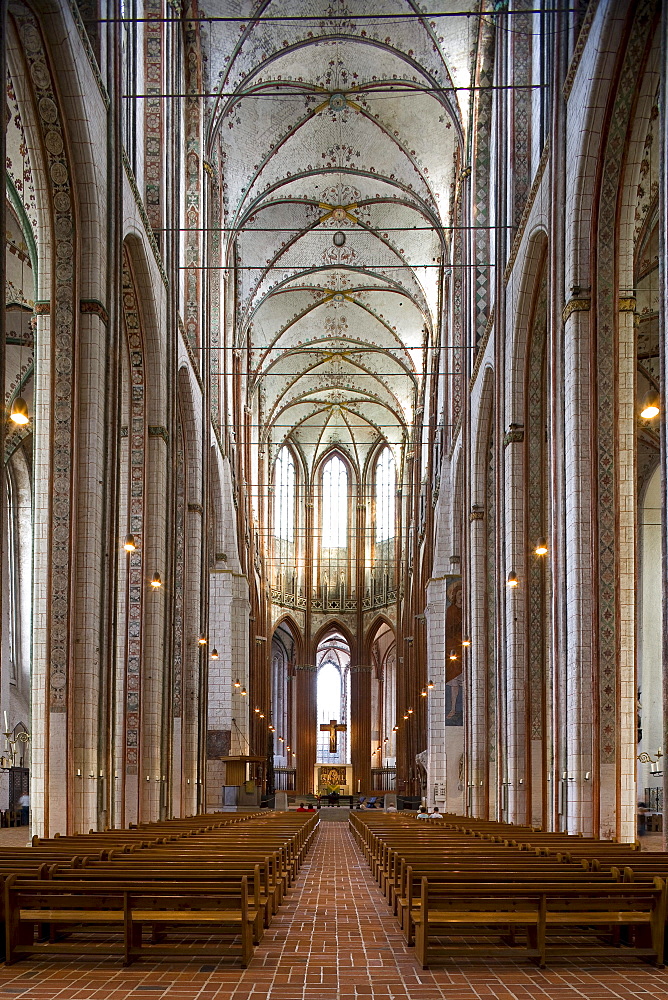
[{"left": 205, "top": 0, "right": 475, "bottom": 475}]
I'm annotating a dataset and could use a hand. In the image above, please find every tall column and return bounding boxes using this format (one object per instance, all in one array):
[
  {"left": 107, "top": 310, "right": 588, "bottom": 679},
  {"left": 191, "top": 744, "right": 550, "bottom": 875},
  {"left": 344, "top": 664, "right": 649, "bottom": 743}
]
[
  {"left": 350, "top": 665, "right": 372, "bottom": 795},
  {"left": 425, "top": 578, "right": 447, "bottom": 808},
  {"left": 294, "top": 664, "right": 316, "bottom": 795}
]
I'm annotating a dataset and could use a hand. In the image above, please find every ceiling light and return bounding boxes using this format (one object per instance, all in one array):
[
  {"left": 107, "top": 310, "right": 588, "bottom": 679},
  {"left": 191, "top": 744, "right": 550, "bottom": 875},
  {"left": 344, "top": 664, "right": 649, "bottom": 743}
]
[
  {"left": 124, "top": 534, "right": 136, "bottom": 552},
  {"left": 535, "top": 538, "right": 548, "bottom": 556},
  {"left": 640, "top": 389, "right": 660, "bottom": 419},
  {"left": 150, "top": 573, "right": 162, "bottom": 588},
  {"left": 9, "top": 397, "right": 29, "bottom": 425},
  {"left": 507, "top": 572, "right": 519, "bottom": 588}
]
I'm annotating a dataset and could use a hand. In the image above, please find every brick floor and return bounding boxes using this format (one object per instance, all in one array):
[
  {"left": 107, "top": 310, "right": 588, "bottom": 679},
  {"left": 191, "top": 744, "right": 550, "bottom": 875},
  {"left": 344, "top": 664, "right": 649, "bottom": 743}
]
[{"left": 0, "top": 824, "right": 667, "bottom": 999}]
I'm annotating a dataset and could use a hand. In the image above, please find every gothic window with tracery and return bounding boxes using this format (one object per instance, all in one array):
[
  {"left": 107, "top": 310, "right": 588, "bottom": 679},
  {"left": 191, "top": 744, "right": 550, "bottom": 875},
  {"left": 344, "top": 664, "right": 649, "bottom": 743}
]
[
  {"left": 375, "top": 447, "right": 395, "bottom": 542},
  {"left": 272, "top": 446, "right": 297, "bottom": 595}
]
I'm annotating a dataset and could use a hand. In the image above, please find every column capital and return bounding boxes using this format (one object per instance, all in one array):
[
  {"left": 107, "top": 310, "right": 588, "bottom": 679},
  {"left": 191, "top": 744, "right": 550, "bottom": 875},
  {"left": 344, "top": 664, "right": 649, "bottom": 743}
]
[
  {"left": 350, "top": 664, "right": 373, "bottom": 674},
  {"left": 294, "top": 663, "right": 317, "bottom": 672}
]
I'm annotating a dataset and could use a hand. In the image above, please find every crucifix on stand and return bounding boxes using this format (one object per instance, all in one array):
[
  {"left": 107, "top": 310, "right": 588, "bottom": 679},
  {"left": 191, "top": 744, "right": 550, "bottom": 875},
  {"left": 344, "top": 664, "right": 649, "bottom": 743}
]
[{"left": 320, "top": 718, "right": 347, "bottom": 754}]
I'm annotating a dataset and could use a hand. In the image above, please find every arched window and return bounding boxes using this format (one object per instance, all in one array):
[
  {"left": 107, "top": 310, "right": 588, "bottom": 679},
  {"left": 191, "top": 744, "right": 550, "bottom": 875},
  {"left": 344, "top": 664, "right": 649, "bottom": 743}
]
[
  {"left": 375, "top": 447, "right": 395, "bottom": 542},
  {"left": 274, "top": 447, "right": 295, "bottom": 542},
  {"left": 322, "top": 454, "right": 347, "bottom": 548},
  {"left": 316, "top": 633, "right": 350, "bottom": 764}
]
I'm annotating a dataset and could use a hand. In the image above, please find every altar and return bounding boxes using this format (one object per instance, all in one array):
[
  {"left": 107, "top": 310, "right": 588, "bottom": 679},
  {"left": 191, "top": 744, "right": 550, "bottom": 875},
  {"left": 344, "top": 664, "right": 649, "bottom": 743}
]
[{"left": 314, "top": 764, "right": 353, "bottom": 796}]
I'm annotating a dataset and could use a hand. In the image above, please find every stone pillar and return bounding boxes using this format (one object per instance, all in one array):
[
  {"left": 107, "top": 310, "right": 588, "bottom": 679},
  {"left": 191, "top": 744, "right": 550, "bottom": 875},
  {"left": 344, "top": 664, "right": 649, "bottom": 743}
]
[
  {"left": 503, "top": 432, "right": 528, "bottom": 825},
  {"left": 425, "top": 578, "right": 447, "bottom": 809},
  {"left": 206, "top": 567, "right": 249, "bottom": 809},
  {"left": 294, "top": 664, "right": 316, "bottom": 795},
  {"left": 468, "top": 510, "right": 488, "bottom": 817},
  {"left": 562, "top": 305, "right": 594, "bottom": 835},
  {"left": 140, "top": 431, "right": 169, "bottom": 822},
  {"left": 350, "top": 665, "right": 372, "bottom": 795}
]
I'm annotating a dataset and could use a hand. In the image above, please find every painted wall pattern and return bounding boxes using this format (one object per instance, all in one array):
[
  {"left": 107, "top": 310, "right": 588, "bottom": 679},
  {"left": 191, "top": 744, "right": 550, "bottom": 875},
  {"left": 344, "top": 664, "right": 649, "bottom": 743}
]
[
  {"left": 10, "top": 2, "right": 76, "bottom": 712},
  {"left": 121, "top": 248, "right": 146, "bottom": 774},
  {"left": 596, "top": 0, "right": 656, "bottom": 763}
]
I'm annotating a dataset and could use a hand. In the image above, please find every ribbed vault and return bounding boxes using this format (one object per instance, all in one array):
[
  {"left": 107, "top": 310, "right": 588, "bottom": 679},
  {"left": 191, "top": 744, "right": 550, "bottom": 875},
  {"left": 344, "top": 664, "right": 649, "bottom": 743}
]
[{"left": 206, "top": 0, "right": 475, "bottom": 474}]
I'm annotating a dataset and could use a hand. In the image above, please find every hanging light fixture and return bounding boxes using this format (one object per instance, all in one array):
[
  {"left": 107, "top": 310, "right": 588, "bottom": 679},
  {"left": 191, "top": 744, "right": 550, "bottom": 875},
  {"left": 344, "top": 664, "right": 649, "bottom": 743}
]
[
  {"left": 254, "top": 707, "right": 260, "bottom": 713},
  {"left": 640, "top": 389, "right": 660, "bottom": 419},
  {"left": 408, "top": 706, "right": 414, "bottom": 714},
  {"left": 427, "top": 679, "right": 434, "bottom": 690},
  {"left": 534, "top": 539, "right": 548, "bottom": 556},
  {"left": 421, "top": 688, "right": 427, "bottom": 697},
  {"left": 210, "top": 648, "right": 219, "bottom": 660},
  {"left": 9, "top": 397, "right": 29, "bottom": 425},
  {"left": 198, "top": 635, "right": 207, "bottom": 645},
  {"left": 150, "top": 572, "right": 162, "bottom": 588},
  {"left": 124, "top": 534, "right": 136, "bottom": 552},
  {"left": 233, "top": 678, "right": 241, "bottom": 689},
  {"left": 507, "top": 572, "right": 519, "bottom": 588},
  {"left": 403, "top": 713, "right": 409, "bottom": 720},
  {"left": 462, "top": 638, "right": 471, "bottom": 648},
  {"left": 259, "top": 713, "right": 265, "bottom": 719},
  {"left": 268, "top": 724, "right": 274, "bottom": 732},
  {"left": 278, "top": 736, "right": 284, "bottom": 743},
  {"left": 240, "top": 687, "right": 247, "bottom": 697},
  {"left": 393, "top": 725, "right": 398, "bottom": 732},
  {"left": 449, "top": 649, "right": 457, "bottom": 661}
]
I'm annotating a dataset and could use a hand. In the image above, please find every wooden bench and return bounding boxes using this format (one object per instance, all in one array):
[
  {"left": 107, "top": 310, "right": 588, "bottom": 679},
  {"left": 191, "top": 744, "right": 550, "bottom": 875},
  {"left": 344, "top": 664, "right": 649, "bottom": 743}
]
[
  {"left": 412, "top": 878, "right": 666, "bottom": 969},
  {"left": 5, "top": 876, "right": 256, "bottom": 967}
]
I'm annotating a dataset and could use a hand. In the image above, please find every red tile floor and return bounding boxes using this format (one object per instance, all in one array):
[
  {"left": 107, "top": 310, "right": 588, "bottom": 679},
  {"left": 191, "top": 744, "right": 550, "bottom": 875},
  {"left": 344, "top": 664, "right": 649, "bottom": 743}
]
[{"left": 0, "top": 823, "right": 667, "bottom": 1000}]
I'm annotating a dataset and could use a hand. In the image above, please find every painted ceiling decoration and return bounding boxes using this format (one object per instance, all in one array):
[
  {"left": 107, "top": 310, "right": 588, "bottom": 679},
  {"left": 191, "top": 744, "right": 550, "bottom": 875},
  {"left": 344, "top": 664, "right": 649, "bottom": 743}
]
[{"left": 205, "top": 0, "right": 476, "bottom": 475}]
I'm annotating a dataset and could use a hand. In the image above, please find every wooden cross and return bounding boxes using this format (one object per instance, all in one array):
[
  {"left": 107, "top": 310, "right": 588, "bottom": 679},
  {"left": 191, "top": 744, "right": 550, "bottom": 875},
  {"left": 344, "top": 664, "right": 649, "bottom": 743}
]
[{"left": 320, "top": 718, "right": 347, "bottom": 754}]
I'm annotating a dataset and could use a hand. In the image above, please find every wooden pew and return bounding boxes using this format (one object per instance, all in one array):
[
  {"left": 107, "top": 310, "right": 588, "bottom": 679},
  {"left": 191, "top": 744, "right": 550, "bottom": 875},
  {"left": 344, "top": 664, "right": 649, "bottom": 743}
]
[{"left": 412, "top": 878, "right": 666, "bottom": 969}]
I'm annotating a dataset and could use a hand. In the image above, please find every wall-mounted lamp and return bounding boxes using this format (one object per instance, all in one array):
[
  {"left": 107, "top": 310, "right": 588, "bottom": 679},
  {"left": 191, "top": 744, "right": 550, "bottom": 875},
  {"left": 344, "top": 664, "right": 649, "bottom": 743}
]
[
  {"left": 640, "top": 389, "right": 660, "bottom": 419},
  {"left": 9, "top": 397, "right": 29, "bottom": 426}
]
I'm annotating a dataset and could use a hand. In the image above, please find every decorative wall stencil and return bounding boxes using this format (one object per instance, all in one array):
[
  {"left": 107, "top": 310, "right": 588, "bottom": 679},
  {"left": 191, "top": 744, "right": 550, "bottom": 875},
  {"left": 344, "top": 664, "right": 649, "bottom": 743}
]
[
  {"left": 511, "top": 1, "right": 531, "bottom": 225},
  {"left": 486, "top": 418, "right": 496, "bottom": 765},
  {"left": 9, "top": 2, "right": 76, "bottom": 711},
  {"left": 471, "top": 17, "right": 495, "bottom": 343},
  {"left": 144, "top": 0, "right": 163, "bottom": 242},
  {"left": 173, "top": 410, "right": 185, "bottom": 718},
  {"left": 596, "top": 0, "right": 657, "bottom": 763},
  {"left": 121, "top": 247, "right": 147, "bottom": 773},
  {"left": 184, "top": 2, "right": 202, "bottom": 355},
  {"left": 527, "top": 265, "right": 548, "bottom": 740}
]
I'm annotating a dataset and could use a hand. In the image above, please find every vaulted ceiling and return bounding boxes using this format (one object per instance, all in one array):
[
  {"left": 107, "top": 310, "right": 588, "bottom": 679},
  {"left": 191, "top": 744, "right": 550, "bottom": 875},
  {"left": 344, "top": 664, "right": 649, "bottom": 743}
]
[{"left": 205, "top": 1, "right": 475, "bottom": 477}]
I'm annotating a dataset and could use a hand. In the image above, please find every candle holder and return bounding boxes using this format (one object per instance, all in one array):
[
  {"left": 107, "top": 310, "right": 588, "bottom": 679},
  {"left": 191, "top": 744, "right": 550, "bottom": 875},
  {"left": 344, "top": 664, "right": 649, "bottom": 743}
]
[{"left": 0, "top": 722, "right": 31, "bottom": 771}]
